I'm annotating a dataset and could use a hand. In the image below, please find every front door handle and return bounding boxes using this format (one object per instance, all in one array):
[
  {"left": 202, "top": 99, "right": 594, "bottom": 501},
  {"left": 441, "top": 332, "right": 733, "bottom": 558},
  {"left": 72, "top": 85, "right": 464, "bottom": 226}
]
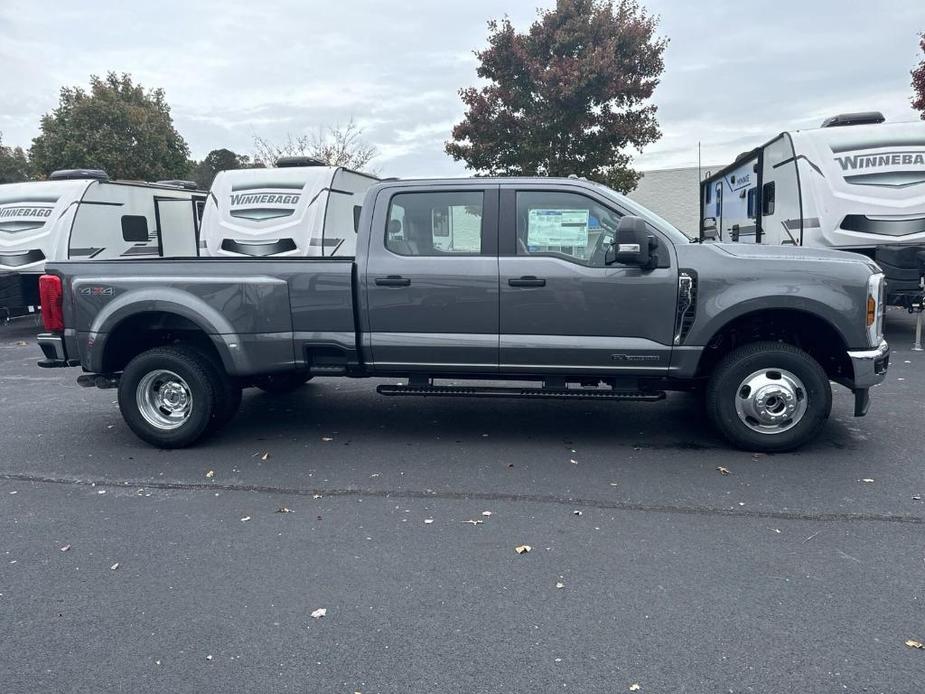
[
  {"left": 375, "top": 275, "right": 411, "bottom": 287},
  {"left": 508, "top": 276, "right": 546, "bottom": 288}
]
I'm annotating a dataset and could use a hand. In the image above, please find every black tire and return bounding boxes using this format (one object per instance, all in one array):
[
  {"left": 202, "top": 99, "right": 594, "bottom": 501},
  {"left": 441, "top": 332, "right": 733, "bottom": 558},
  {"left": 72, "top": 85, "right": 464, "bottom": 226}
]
[
  {"left": 706, "top": 341, "right": 832, "bottom": 453},
  {"left": 184, "top": 345, "right": 242, "bottom": 431},
  {"left": 255, "top": 372, "right": 312, "bottom": 394},
  {"left": 118, "top": 346, "right": 216, "bottom": 449}
]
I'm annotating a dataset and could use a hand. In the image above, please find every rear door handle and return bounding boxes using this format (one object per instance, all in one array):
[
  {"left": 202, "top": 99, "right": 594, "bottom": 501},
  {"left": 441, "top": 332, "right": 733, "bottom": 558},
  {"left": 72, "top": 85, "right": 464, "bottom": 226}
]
[
  {"left": 375, "top": 275, "right": 411, "bottom": 287},
  {"left": 508, "top": 276, "right": 546, "bottom": 287}
]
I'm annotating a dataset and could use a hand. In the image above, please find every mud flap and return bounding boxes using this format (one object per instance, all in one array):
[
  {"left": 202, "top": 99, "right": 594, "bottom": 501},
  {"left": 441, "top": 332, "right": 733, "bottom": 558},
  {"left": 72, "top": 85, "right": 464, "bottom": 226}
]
[{"left": 853, "top": 388, "right": 870, "bottom": 417}]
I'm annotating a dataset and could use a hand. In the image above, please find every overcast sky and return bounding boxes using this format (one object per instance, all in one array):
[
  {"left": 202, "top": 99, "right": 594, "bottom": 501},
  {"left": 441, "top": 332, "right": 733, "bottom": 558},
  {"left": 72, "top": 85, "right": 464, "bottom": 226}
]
[{"left": 0, "top": 0, "right": 922, "bottom": 178}]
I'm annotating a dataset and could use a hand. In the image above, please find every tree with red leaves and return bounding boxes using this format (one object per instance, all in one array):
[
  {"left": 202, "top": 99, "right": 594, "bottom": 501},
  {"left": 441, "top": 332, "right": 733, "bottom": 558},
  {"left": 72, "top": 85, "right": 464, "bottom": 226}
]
[
  {"left": 446, "top": 0, "right": 667, "bottom": 193},
  {"left": 913, "top": 33, "right": 925, "bottom": 119}
]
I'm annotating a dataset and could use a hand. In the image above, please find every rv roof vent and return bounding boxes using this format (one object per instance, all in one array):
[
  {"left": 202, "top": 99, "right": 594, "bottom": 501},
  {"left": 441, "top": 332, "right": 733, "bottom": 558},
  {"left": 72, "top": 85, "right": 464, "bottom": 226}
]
[
  {"left": 276, "top": 156, "right": 326, "bottom": 168},
  {"left": 48, "top": 168, "right": 109, "bottom": 181},
  {"left": 156, "top": 179, "right": 199, "bottom": 190},
  {"left": 820, "top": 111, "right": 885, "bottom": 128}
]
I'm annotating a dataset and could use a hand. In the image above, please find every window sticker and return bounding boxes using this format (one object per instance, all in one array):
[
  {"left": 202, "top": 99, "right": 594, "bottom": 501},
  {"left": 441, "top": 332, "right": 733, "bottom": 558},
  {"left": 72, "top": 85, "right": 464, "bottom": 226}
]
[{"left": 527, "top": 208, "right": 589, "bottom": 247}]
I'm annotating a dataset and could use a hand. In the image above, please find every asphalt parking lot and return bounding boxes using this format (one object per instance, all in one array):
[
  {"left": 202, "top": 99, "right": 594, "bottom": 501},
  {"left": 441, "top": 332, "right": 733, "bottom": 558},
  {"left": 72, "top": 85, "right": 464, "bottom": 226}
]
[{"left": 1, "top": 310, "right": 923, "bottom": 693}]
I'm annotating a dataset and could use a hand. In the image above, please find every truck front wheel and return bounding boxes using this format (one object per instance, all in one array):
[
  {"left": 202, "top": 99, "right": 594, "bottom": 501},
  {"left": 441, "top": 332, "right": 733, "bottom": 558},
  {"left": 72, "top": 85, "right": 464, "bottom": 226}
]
[
  {"left": 706, "top": 341, "right": 832, "bottom": 452},
  {"left": 118, "top": 346, "right": 217, "bottom": 448}
]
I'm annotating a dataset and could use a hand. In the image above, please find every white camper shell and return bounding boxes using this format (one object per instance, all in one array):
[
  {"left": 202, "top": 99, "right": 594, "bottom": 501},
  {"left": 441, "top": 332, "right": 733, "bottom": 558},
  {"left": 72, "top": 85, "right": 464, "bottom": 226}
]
[
  {"left": 700, "top": 114, "right": 925, "bottom": 308},
  {"left": 200, "top": 159, "right": 379, "bottom": 258},
  {"left": 0, "top": 171, "right": 205, "bottom": 317}
]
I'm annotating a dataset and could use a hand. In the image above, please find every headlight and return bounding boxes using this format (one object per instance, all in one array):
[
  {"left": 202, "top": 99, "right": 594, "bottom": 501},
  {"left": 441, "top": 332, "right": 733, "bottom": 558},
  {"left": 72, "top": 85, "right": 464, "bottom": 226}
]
[{"left": 866, "top": 272, "right": 885, "bottom": 346}]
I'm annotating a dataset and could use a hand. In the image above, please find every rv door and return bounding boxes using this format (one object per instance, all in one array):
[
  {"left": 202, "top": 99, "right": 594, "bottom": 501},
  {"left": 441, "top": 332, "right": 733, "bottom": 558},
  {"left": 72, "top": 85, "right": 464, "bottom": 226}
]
[
  {"left": 156, "top": 197, "right": 199, "bottom": 257},
  {"left": 759, "top": 136, "right": 803, "bottom": 245}
]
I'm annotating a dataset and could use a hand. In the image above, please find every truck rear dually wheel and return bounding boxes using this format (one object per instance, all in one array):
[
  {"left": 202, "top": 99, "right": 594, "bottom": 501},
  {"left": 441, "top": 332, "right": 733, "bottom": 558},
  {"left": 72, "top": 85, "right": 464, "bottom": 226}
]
[
  {"left": 118, "top": 346, "right": 217, "bottom": 448},
  {"left": 706, "top": 341, "right": 831, "bottom": 452}
]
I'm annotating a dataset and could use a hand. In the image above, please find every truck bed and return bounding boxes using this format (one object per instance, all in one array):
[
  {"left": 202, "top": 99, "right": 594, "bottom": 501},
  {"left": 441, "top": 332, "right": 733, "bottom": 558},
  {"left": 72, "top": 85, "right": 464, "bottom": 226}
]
[{"left": 52, "top": 257, "right": 358, "bottom": 377}]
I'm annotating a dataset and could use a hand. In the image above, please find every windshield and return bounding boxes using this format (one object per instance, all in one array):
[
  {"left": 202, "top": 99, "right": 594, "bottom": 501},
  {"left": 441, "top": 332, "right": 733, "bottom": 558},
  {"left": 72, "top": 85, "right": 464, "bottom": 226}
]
[{"left": 590, "top": 182, "right": 692, "bottom": 244}]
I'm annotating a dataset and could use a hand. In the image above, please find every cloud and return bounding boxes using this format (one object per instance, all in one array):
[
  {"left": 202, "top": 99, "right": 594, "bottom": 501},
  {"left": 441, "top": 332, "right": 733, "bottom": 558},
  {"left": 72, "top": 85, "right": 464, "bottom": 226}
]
[{"left": 0, "top": 0, "right": 921, "bottom": 179}]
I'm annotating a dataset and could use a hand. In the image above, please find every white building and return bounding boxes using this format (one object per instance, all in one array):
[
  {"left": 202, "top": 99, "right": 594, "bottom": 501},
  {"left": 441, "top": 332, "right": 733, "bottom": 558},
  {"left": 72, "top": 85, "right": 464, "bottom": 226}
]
[{"left": 626, "top": 165, "right": 712, "bottom": 239}]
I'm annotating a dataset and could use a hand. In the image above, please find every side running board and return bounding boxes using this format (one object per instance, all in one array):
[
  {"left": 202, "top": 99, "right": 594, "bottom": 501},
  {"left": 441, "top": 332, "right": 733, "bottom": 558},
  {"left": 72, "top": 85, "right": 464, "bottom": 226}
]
[{"left": 376, "top": 383, "right": 665, "bottom": 401}]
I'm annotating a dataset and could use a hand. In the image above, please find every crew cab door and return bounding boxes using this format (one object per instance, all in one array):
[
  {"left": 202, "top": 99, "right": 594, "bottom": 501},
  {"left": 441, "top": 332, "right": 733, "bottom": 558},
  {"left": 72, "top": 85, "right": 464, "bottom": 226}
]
[
  {"left": 363, "top": 185, "right": 499, "bottom": 372},
  {"left": 498, "top": 185, "right": 677, "bottom": 374}
]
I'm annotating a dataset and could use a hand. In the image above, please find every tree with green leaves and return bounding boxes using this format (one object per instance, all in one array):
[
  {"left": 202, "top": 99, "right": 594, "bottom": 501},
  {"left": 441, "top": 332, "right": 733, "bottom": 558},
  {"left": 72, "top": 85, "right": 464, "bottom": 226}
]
[
  {"left": 446, "top": 0, "right": 667, "bottom": 193},
  {"left": 30, "top": 72, "right": 190, "bottom": 181},
  {"left": 189, "top": 148, "right": 252, "bottom": 189},
  {"left": 0, "top": 133, "right": 31, "bottom": 183},
  {"left": 913, "top": 33, "right": 925, "bottom": 119}
]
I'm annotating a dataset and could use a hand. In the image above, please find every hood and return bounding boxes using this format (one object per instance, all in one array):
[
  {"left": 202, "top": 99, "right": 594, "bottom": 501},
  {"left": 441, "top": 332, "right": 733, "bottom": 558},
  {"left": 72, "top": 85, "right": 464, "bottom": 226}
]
[{"left": 710, "top": 242, "right": 879, "bottom": 270}]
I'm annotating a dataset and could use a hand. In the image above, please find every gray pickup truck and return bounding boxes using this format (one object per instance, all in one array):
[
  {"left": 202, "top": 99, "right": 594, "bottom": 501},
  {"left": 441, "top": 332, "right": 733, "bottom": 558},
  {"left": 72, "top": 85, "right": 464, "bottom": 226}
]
[{"left": 35, "top": 176, "right": 890, "bottom": 452}]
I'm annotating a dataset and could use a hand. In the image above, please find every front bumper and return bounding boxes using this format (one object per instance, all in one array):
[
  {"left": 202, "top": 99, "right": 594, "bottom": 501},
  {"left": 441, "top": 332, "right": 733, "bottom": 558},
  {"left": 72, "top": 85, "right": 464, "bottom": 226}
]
[{"left": 847, "top": 339, "right": 890, "bottom": 389}]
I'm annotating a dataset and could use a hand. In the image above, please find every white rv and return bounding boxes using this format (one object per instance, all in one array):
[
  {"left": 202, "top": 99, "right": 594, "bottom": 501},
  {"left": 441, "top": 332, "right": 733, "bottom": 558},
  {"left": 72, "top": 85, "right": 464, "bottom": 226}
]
[
  {"left": 700, "top": 113, "right": 925, "bottom": 308},
  {"left": 0, "top": 170, "right": 205, "bottom": 317},
  {"left": 200, "top": 157, "right": 379, "bottom": 258}
]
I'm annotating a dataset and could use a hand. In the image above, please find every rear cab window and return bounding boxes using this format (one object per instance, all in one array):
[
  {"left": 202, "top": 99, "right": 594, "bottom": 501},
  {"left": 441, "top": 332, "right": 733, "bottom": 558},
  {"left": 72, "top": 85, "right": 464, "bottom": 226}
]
[{"left": 386, "top": 191, "right": 484, "bottom": 256}]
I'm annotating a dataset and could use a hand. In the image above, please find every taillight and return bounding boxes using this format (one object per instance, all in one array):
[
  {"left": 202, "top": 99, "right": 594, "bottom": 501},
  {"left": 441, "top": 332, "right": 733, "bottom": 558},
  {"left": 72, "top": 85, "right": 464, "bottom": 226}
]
[{"left": 38, "top": 274, "right": 64, "bottom": 332}]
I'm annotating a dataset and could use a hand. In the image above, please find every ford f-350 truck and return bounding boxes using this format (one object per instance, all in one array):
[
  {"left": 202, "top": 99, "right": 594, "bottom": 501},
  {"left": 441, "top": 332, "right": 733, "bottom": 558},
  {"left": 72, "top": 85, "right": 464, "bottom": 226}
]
[{"left": 35, "top": 177, "right": 890, "bottom": 452}]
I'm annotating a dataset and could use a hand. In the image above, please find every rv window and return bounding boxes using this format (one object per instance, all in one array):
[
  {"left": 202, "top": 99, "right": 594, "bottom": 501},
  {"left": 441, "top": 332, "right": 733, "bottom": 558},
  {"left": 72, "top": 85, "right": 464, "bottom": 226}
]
[
  {"left": 746, "top": 188, "right": 757, "bottom": 220},
  {"left": 762, "top": 182, "right": 775, "bottom": 216},
  {"left": 705, "top": 184, "right": 712, "bottom": 205},
  {"left": 121, "top": 215, "right": 149, "bottom": 242},
  {"left": 353, "top": 205, "right": 362, "bottom": 233}
]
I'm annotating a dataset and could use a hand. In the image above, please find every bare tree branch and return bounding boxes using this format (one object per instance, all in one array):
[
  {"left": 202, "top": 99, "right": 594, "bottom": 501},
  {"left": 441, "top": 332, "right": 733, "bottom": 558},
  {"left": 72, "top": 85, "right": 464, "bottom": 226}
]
[{"left": 253, "top": 119, "right": 378, "bottom": 171}]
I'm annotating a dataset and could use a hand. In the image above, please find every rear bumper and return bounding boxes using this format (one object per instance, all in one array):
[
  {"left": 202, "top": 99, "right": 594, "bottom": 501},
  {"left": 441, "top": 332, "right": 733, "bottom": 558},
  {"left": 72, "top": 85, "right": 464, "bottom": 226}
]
[
  {"left": 36, "top": 332, "right": 77, "bottom": 368},
  {"left": 847, "top": 340, "right": 890, "bottom": 389}
]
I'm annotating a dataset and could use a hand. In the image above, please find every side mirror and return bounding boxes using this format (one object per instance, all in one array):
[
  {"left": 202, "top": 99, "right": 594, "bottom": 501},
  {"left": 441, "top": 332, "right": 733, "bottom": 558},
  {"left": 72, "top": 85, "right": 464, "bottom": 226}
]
[{"left": 605, "top": 216, "right": 657, "bottom": 269}]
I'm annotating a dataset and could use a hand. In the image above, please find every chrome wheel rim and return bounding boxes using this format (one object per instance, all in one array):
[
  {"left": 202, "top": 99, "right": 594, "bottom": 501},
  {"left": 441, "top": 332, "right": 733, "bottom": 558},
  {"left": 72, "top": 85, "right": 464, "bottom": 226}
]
[
  {"left": 734, "top": 368, "right": 807, "bottom": 435},
  {"left": 136, "top": 369, "right": 193, "bottom": 431}
]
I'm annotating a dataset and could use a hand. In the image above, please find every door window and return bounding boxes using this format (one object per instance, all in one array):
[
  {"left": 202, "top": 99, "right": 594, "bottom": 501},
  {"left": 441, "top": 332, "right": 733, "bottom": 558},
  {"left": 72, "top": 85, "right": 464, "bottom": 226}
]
[
  {"left": 516, "top": 191, "right": 622, "bottom": 267},
  {"left": 386, "top": 191, "right": 483, "bottom": 256}
]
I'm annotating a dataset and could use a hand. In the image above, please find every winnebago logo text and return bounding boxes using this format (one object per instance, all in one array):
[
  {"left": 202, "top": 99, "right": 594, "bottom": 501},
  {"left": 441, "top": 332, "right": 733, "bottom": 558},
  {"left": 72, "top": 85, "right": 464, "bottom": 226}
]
[
  {"left": 0, "top": 206, "right": 53, "bottom": 218},
  {"left": 229, "top": 192, "right": 301, "bottom": 206},
  {"left": 835, "top": 150, "right": 925, "bottom": 171},
  {"left": 228, "top": 186, "right": 303, "bottom": 222}
]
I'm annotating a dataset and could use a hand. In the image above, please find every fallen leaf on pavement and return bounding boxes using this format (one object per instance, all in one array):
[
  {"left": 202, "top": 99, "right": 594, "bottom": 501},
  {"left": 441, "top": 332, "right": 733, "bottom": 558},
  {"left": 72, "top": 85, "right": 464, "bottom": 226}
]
[
  {"left": 462, "top": 519, "right": 483, "bottom": 525},
  {"left": 629, "top": 685, "right": 641, "bottom": 692},
  {"left": 313, "top": 494, "right": 322, "bottom": 499},
  {"left": 240, "top": 516, "right": 251, "bottom": 522},
  {"left": 905, "top": 639, "right": 925, "bottom": 650},
  {"left": 110, "top": 562, "right": 119, "bottom": 571},
  {"left": 275, "top": 507, "right": 292, "bottom": 514},
  {"left": 16, "top": 341, "right": 26, "bottom": 346},
  {"left": 321, "top": 437, "right": 333, "bottom": 442},
  {"left": 205, "top": 470, "right": 214, "bottom": 479},
  {"left": 481, "top": 511, "right": 492, "bottom": 517},
  {"left": 206, "top": 654, "right": 213, "bottom": 661},
  {"left": 573, "top": 510, "right": 583, "bottom": 516},
  {"left": 555, "top": 582, "right": 564, "bottom": 589},
  {"left": 60, "top": 544, "right": 71, "bottom": 552},
  {"left": 260, "top": 452, "right": 270, "bottom": 461},
  {"left": 424, "top": 519, "right": 434, "bottom": 525},
  {"left": 311, "top": 608, "right": 326, "bottom": 619},
  {"left": 515, "top": 545, "right": 532, "bottom": 554},
  {"left": 861, "top": 478, "right": 874, "bottom": 483},
  {"left": 569, "top": 459, "right": 578, "bottom": 465},
  {"left": 914, "top": 495, "right": 922, "bottom": 501},
  {"left": 609, "top": 482, "right": 618, "bottom": 487},
  {"left": 717, "top": 467, "right": 730, "bottom": 475}
]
